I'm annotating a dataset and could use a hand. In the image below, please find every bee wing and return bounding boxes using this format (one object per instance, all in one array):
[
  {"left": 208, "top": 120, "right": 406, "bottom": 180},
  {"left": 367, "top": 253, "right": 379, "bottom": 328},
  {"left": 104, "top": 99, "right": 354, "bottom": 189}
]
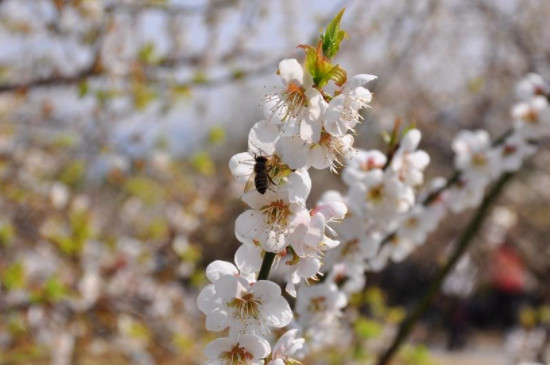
[{"left": 244, "top": 172, "right": 256, "bottom": 193}]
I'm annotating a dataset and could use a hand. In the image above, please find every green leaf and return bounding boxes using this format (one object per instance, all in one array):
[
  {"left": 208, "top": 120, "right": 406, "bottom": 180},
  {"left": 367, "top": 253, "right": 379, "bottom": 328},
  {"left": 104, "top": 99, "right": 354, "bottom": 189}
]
[
  {"left": 321, "top": 8, "right": 348, "bottom": 59},
  {"left": 299, "top": 44, "right": 347, "bottom": 88},
  {"left": 317, "top": 64, "right": 347, "bottom": 88}
]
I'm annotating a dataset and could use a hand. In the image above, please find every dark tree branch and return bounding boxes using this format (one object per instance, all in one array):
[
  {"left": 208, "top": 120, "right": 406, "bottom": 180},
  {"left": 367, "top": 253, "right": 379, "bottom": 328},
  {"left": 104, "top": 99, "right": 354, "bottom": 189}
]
[{"left": 376, "top": 172, "right": 514, "bottom": 365}]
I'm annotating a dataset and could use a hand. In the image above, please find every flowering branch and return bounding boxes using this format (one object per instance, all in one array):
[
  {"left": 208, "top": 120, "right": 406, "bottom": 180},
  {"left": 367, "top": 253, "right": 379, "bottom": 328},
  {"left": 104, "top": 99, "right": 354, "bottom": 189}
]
[{"left": 376, "top": 171, "right": 514, "bottom": 365}]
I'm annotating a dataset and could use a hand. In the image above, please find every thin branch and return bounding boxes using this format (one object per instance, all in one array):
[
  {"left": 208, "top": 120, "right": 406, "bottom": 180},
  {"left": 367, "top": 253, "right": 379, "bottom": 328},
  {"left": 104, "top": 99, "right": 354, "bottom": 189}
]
[
  {"left": 257, "top": 252, "right": 276, "bottom": 281},
  {"left": 105, "top": 0, "right": 238, "bottom": 15},
  {"left": 376, "top": 172, "right": 514, "bottom": 365}
]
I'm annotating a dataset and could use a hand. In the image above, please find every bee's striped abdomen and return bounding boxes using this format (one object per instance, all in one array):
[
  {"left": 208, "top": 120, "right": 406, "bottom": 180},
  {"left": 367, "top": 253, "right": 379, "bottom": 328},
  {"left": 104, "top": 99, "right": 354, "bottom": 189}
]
[{"left": 255, "top": 172, "right": 269, "bottom": 194}]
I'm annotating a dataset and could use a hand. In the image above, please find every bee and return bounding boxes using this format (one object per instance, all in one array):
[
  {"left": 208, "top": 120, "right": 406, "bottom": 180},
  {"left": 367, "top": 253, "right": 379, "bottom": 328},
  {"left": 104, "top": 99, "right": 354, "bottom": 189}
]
[{"left": 245, "top": 154, "right": 274, "bottom": 194}]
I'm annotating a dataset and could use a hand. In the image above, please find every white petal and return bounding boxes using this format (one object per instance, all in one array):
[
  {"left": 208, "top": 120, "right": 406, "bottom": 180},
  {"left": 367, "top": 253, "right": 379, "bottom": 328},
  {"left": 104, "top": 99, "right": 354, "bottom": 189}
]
[
  {"left": 229, "top": 152, "right": 254, "bottom": 182},
  {"left": 286, "top": 169, "right": 311, "bottom": 203},
  {"left": 197, "top": 284, "right": 220, "bottom": 315},
  {"left": 279, "top": 59, "right": 304, "bottom": 86},
  {"left": 315, "top": 201, "right": 347, "bottom": 221},
  {"left": 251, "top": 280, "right": 282, "bottom": 301},
  {"left": 300, "top": 117, "right": 322, "bottom": 143},
  {"left": 275, "top": 137, "right": 308, "bottom": 169},
  {"left": 214, "top": 275, "right": 248, "bottom": 301},
  {"left": 401, "top": 129, "right": 421, "bottom": 151},
  {"left": 249, "top": 120, "right": 279, "bottom": 155},
  {"left": 309, "top": 144, "right": 331, "bottom": 170},
  {"left": 239, "top": 334, "right": 271, "bottom": 359},
  {"left": 346, "top": 74, "right": 378, "bottom": 90},
  {"left": 234, "top": 244, "right": 263, "bottom": 276},
  {"left": 204, "top": 337, "right": 233, "bottom": 360},
  {"left": 206, "top": 260, "right": 239, "bottom": 283},
  {"left": 263, "top": 296, "right": 293, "bottom": 328},
  {"left": 297, "top": 257, "right": 321, "bottom": 278},
  {"left": 205, "top": 309, "right": 229, "bottom": 332},
  {"left": 236, "top": 210, "right": 265, "bottom": 244}
]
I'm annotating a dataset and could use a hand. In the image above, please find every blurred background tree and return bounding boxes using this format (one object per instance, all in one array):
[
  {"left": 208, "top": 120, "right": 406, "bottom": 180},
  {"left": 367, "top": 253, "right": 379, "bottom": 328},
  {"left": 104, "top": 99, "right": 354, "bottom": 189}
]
[{"left": 1, "top": 0, "right": 550, "bottom": 364}]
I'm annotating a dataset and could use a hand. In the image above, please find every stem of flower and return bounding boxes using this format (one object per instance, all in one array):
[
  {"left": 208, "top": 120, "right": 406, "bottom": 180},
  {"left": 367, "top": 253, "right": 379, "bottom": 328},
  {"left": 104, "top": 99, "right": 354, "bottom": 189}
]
[
  {"left": 257, "top": 252, "right": 276, "bottom": 280},
  {"left": 376, "top": 172, "right": 514, "bottom": 365}
]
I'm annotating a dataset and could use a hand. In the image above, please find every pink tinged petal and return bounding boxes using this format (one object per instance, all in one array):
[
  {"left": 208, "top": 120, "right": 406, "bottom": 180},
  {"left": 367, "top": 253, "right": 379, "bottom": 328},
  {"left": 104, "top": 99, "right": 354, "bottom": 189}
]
[
  {"left": 206, "top": 260, "right": 238, "bottom": 283},
  {"left": 316, "top": 201, "right": 347, "bottom": 221},
  {"left": 289, "top": 208, "right": 310, "bottom": 227},
  {"left": 239, "top": 334, "right": 271, "bottom": 359},
  {"left": 279, "top": 59, "right": 304, "bottom": 86},
  {"left": 235, "top": 244, "right": 263, "bottom": 275},
  {"left": 229, "top": 152, "right": 254, "bottom": 182},
  {"left": 289, "top": 223, "right": 308, "bottom": 256},
  {"left": 303, "top": 214, "right": 325, "bottom": 246},
  {"left": 275, "top": 137, "right": 308, "bottom": 169},
  {"left": 346, "top": 74, "right": 378, "bottom": 90},
  {"left": 297, "top": 257, "right": 321, "bottom": 278},
  {"left": 263, "top": 296, "right": 293, "bottom": 328},
  {"left": 249, "top": 120, "right": 279, "bottom": 155},
  {"left": 206, "top": 309, "right": 229, "bottom": 332},
  {"left": 236, "top": 210, "right": 265, "bottom": 243},
  {"left": 214, "top": 275, "right": 249, "bottom": 301},
  {"left": 204, "top": 337, "right": 234, "bottom": 360},
  {"left": 197, "top": 284, "right": 221, "bottom": 315}
]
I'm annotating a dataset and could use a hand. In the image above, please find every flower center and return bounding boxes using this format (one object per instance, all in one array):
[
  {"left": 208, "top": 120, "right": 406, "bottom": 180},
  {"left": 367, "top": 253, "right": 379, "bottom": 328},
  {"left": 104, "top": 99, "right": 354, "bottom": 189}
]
[
  {"left": 341, "top": 239, "right": 359, "bottom": 257},
  {"left": 367, "top": 184, "right": 385, "bottom": 203},
  {"left": 502, "top": 144, "right": 518, "bottom": 156},
  {"left": 308, "top": 296, "right": 327, "bottom": 313},
  {"left": 523, "top": 108, "right": 539, "bottom": 123},
  {"left": 282, "top": 83, "right": 308, "bottom": 120},
  {"left": 261, "top": 199, "right": 291, "bottom": 226},
  {"left": 319, "top": 131, "right": 353, "bottom": 172},
  {"left": 220, "top": 343, "right": 254, "bottom": 364},
  {"left": 471, "top": 153, "right": 487, "bottom": 167},
  {"left": 389, "top": 235, "right": 401, "bottom": 246},
  {"left": 266, "top": 155, "right": 292, "bottom": 185},
  {"left": 405, "top": 217, "right": 419, "bottom": 228},
  {"left": 228, "top": 292, "right": 263, "bottom": 321}
]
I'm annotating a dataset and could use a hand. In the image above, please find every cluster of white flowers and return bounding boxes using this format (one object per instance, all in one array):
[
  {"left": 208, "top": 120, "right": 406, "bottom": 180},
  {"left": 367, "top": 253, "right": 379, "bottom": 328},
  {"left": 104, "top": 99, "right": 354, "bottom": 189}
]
[
  {"left": 283, "top": 73, "right": 550, "bottom": 352},
  {"left": 197, "top": 10, "right": 550, "bottom": 361},
  {"left": 196, "top": 29, "right": 379, "bottom": 360}
]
